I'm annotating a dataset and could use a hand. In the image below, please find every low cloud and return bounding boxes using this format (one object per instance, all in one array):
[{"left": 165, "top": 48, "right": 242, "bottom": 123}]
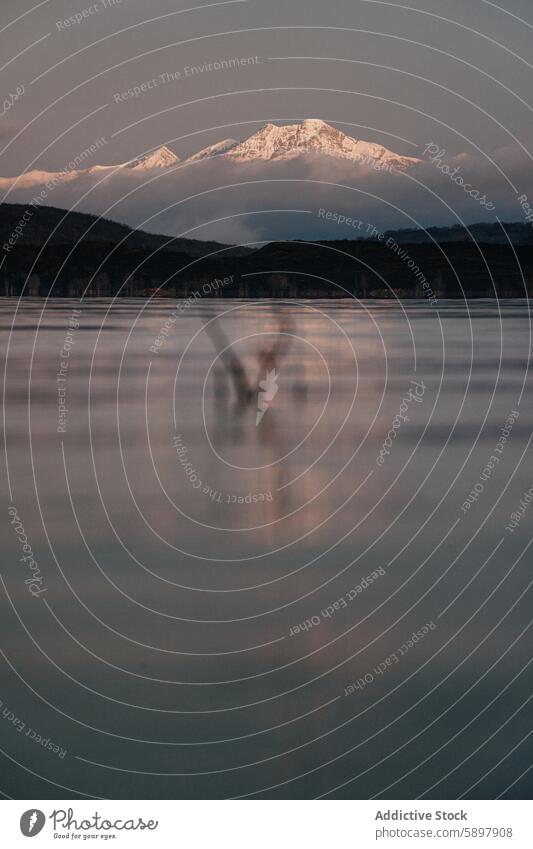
[{"left": 1, "top": 146, "right": 531, "bottom": 245}]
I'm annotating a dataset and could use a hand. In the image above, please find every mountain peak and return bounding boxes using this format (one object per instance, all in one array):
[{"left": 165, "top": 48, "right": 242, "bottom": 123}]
[
  {"left": 301, "top": 118, "right": 329, "bottom": 130},
  {"left": 186, "top": 138, "right": 238, "bottom": 162},
  {"left": 125, "top": 146, "right": 179, "bottom": 170},
  {"left": 184, "top": 120, "right": 420, "bottom": 169}
]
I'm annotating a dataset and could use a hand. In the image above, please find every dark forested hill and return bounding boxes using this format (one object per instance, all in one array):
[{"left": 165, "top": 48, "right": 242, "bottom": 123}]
[{"left": 0, "top": 203, "right": 252, "bottom": 258}]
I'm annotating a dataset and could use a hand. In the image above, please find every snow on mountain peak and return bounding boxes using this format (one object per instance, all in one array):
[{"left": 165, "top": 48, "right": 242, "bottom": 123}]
[
  {"left": 0, "top": 122, "right": 419, "bottom": 196},
  {"left": 125, "top": 146, "right": 180, "bottom": 170},
  {"left": 186, "top": 139, "right": 238, "bottom": 162},
  {"left": 184, "top": 120, "right": 420, "bottom": 169}
]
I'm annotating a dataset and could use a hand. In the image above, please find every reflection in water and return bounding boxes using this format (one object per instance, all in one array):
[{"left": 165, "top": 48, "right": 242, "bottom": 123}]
[
  {"left": 1, "top": 299, "right": 532, "bottom": 800},
  {"left": 205, "top": 307, "right": 306, "bottom": 521},
  {"left": 205, "top": 305, "right": 295, "bottom": 438}
]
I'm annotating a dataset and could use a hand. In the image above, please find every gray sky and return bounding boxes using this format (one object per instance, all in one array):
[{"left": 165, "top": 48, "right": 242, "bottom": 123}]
[{"left": 1, "top": 0, "right": 532, "bottom": 238}]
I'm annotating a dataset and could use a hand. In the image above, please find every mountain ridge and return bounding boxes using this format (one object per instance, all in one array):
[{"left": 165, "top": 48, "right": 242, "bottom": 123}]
[
  {"left": 0, "top": 120, "right": 420, "bottom": 191},
  {"left": 2, "top": 204, "right": 531, "bottom": 254},
  {"left": 214, "top": 119, "right": 420, "bottom": 168},
  {"left": 0, "top": 203, "right": 253, "bottom": 257}
]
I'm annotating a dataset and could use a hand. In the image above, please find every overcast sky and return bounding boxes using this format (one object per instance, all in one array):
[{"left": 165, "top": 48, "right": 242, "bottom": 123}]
[{"left": 1, "top": 0, "right": 532, "bottom": 239}]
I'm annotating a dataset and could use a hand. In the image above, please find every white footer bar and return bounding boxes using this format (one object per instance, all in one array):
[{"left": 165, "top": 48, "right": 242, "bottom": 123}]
[{"left": 1, "top": 799, "right": 530, "bottom": 848}]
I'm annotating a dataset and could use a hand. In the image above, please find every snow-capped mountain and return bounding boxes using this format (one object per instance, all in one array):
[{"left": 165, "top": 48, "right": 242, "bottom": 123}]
[
  {"left": 123, "top": 146, "right": 179, "bottom": 170},
  {"left": 186, "top": 139, "right": 238, "bottom": 162},
  {"left": 0, "top": 146, "right": 179, "bottom": 191},
  {"left": 0, "top": 121, "right": 419, "bottom": 193},
  {"left": 183, "top": 119, "right": 420, "bottom": 169}
]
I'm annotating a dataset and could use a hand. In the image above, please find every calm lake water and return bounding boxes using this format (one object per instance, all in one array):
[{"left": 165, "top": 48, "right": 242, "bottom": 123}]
[{"left": 1, "top": 298, "right": 532, "bottom": 799}]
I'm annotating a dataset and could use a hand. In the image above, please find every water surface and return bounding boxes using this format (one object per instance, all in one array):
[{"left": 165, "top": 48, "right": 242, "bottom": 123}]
[{"left": 1, "top": 298, "right": 531, "bottom": 799}]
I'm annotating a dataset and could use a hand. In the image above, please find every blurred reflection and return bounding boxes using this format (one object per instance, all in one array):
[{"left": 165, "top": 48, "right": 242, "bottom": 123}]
[{"left": 204, "top": 306, "right": 296, "bottom": 445}]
